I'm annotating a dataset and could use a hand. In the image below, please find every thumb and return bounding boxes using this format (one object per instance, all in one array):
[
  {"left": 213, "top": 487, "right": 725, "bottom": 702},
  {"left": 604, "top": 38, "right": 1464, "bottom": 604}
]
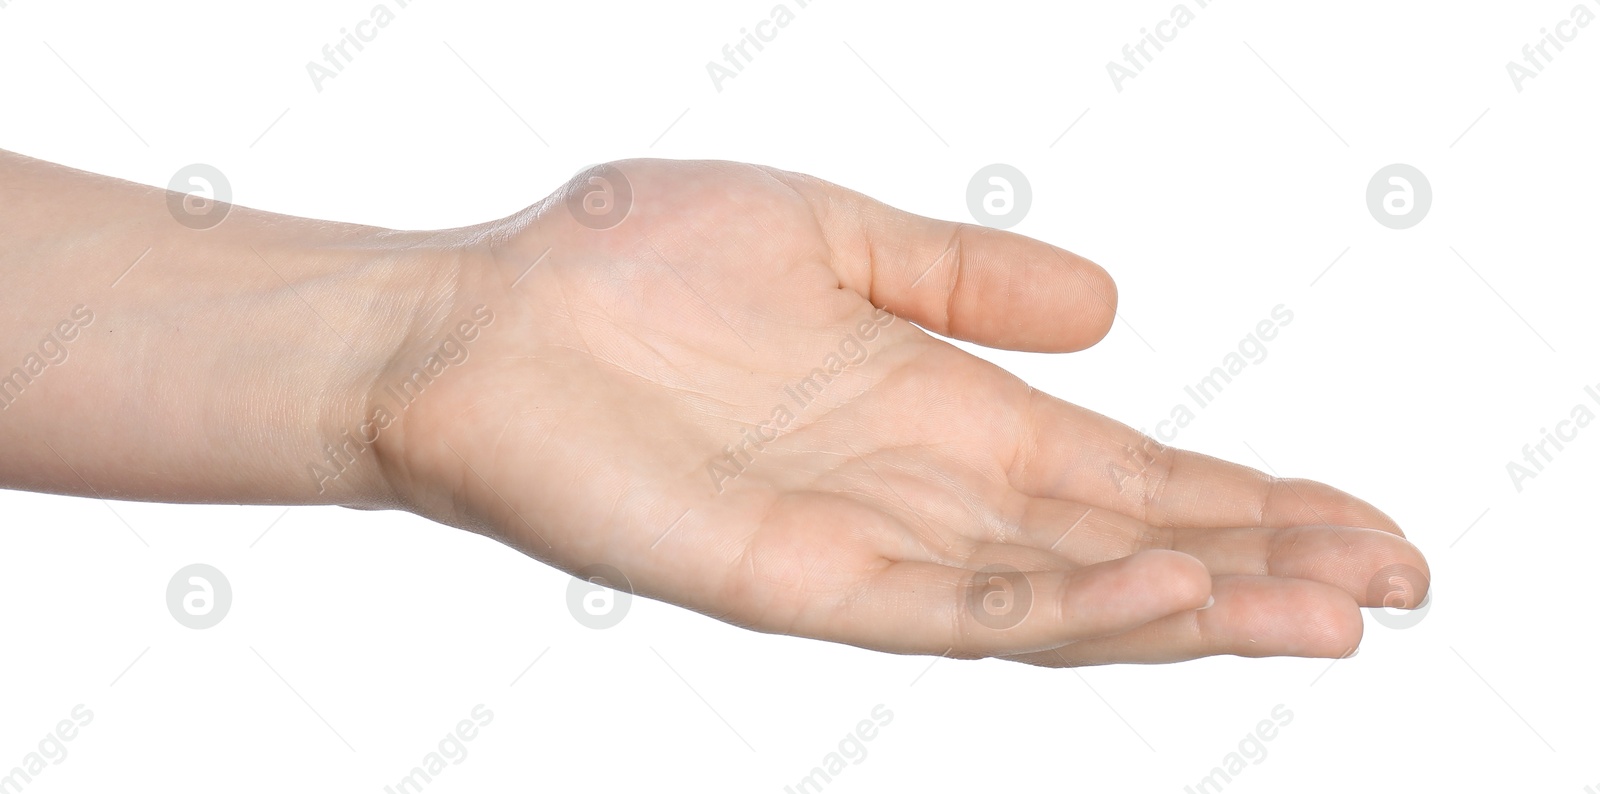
[{"left": 767, "top": 166, "right": 1119, "bottom": 353}]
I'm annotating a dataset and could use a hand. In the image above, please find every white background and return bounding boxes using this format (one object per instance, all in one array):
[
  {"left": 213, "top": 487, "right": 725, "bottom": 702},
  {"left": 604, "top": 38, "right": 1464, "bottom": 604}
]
[{"left": 2, "top": 1, "right": 1598, "bottom": 791}]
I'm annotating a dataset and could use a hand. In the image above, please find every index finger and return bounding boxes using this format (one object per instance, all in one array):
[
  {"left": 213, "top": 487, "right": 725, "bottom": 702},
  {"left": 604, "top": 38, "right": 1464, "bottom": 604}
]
[{"left": 1009, "top": 388, "right": 1405, "bottom": 535}]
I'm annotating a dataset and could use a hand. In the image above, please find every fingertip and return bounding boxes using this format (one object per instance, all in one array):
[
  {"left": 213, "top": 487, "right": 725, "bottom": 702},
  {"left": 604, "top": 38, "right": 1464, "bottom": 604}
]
[
  {"left": 1075, "top": 549, "right": 1212, "bottom": 629},
  {"left": 1363, "top": 555, "right": 1431, "bottom": 610},
  {"left": 1064, "top": 253, "right": 1117, "bottom": 351},
  {"left": 1326, "top": 595, "right": 1366, "bottom": 656},
  {"left": 1133, "top": 548, "right": 1214, "bottom": 610},
  {"left": 1221, "top": 579, "right": 1364, "bottom": 658},
  {"left": 1280, "top": 477, "right": 1407, "bottom": 538}
]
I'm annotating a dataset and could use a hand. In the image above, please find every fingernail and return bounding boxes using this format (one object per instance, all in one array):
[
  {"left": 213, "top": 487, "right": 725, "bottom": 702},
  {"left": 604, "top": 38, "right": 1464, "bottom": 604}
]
[{"left": 1199, "top": 596, "right": 1215, "bottom": 610}]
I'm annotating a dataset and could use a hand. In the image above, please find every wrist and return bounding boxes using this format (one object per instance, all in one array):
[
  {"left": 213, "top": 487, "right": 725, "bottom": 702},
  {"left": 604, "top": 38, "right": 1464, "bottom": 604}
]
[
  {"left": 0, "top": 149, "right": 468, "bottom": 507},
  {"left": 271, "top": 230, "right": 472, "bottom": 508},
  {"left": 106, "top": 221, "right": 469, "bottom": 509}
]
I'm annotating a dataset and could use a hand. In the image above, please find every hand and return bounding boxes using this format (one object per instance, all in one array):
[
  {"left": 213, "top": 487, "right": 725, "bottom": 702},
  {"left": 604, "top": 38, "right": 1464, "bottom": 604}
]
[{"left": 370, "top": 159, "right": 1429, "bottom": 665}]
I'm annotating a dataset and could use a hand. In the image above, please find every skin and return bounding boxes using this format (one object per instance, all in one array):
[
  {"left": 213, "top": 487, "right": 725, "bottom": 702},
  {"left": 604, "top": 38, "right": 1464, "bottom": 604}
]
[{"left": 0, "top": 151, "right": 1429, "bottom": 665}]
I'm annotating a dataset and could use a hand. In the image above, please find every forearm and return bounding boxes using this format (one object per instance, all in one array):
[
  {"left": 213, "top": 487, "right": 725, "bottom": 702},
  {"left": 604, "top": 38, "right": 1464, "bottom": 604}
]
[{"left": 0, "top": 150, "right": 460, "bottom": 507}]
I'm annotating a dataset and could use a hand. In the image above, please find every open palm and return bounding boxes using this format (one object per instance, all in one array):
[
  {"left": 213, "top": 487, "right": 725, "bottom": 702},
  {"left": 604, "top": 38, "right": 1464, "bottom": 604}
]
[{"left": 373, "top": 159, "right": 1427, "bottom": 665}]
